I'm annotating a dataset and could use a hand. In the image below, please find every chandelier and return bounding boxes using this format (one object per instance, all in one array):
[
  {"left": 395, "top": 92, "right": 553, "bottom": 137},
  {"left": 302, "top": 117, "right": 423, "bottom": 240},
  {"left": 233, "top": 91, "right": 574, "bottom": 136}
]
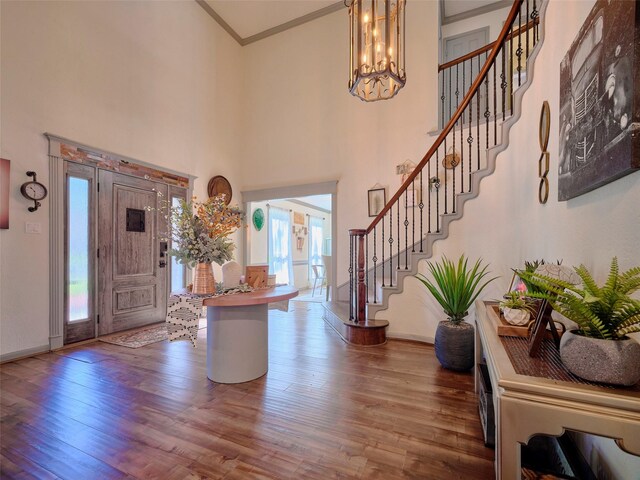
[{"left": 346, "top": 0, "right": 406, "bottom": 102}]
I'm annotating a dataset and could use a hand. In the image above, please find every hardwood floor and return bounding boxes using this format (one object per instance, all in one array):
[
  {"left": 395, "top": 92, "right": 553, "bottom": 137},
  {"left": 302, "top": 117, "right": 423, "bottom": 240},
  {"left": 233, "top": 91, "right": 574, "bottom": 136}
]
[{"left": 0, "top": 303, "right": 494, "bottom": 479}]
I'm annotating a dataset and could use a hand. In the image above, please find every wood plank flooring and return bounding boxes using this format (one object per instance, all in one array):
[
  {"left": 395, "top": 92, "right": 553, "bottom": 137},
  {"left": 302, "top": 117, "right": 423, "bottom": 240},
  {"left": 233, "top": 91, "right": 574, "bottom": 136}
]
[{"left": 0, "top": 302, "right": 494, "bottom": 479}]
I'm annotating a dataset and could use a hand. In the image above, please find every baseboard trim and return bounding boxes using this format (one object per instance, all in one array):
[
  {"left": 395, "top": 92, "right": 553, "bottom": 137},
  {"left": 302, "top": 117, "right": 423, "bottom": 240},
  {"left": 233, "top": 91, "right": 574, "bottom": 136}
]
[{"left": 0, "top": 344, "right": 51, "bottom": 364}]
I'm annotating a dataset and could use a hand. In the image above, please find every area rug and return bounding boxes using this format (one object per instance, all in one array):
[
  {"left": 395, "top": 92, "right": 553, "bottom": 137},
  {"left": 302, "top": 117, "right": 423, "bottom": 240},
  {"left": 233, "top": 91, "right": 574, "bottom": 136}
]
[
  {"left": 99, "top": 324, "right": 168, "bottom": 348},
  {"left": 99, "top": 319, "right": 208, "bottom": 349}
]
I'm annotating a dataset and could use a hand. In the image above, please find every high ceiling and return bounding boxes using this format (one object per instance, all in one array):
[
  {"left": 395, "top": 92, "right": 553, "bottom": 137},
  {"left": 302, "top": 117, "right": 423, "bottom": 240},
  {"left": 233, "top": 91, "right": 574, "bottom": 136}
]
[{"left": 199, "top": 0, "right": 511, "bottom": 45}]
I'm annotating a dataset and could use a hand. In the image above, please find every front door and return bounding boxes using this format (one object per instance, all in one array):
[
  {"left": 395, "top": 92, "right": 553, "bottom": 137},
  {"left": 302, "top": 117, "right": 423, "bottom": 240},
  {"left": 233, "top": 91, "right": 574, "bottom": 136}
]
[{"left": 97, "top": 170, "right": 168, "bottom": 335}]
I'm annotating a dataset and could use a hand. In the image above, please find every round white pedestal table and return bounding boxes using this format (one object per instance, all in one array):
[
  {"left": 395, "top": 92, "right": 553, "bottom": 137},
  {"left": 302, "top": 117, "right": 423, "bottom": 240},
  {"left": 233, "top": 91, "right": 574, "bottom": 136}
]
[{"left": 202, "top": 286, "right": 298, "bottom": 384}]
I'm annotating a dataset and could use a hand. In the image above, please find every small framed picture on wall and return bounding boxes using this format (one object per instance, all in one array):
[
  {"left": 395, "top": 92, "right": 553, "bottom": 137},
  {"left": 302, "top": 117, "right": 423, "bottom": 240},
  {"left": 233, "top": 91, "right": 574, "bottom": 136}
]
[
  {"left": 368, "top": 187, "right": 386, "bottom": 217},
  {"left": 0, "top": 158, "right": 9, "bottom": 229}
]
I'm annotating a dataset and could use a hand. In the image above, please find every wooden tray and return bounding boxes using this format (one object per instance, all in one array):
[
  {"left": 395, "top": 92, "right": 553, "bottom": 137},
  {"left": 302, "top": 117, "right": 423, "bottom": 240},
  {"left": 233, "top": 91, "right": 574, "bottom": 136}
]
[{"left": 488, "top": 304, "right": 563, "bottom": 338}]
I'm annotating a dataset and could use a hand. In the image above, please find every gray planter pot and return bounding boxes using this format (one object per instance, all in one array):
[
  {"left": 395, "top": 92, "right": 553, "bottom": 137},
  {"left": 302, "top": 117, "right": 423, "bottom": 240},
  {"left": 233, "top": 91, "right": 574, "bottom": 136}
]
[
  {"left": 560, "top": 330, "right": 640, "bottom": 386},
  {"left": 434, "top": 320, "right": 475, "bottom": 371}
]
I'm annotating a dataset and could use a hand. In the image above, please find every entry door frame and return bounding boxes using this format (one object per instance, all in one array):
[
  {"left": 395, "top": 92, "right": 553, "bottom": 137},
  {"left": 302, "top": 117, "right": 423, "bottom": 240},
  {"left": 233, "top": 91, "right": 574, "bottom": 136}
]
[{"left": 46, "top": 133, "right": 195, "bottom": 350}]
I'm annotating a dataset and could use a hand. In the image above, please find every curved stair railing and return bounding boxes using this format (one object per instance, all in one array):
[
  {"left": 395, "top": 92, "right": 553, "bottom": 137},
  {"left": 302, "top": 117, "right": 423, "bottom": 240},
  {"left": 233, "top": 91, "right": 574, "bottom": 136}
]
[{"left": 348, "top": 0, "right": 541, "bottom": 323}]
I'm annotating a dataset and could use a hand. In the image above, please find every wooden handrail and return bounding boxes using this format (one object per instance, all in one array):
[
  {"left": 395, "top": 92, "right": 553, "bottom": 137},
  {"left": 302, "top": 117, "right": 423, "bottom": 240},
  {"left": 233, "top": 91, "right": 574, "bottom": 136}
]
[
  {"left": 438, "top": 18, "right": 538, "bottom": 72},
  {"left": 366, "top": 0, "right": 525, "bottom": 235}
]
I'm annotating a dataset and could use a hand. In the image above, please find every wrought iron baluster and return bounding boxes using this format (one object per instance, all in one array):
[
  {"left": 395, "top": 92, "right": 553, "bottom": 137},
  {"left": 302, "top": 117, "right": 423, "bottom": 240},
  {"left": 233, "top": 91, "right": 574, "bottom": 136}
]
[
  {"left": 441, "top": 72, "right": 445, "bottom": 128},
  {"left": 517, "top": 8, "right": 522, "bottom": 87},
  {"left": 452, "top": 120, "right": 456, "bottom": 214},
  {"left": 532, "top": 0, "right": 539, "bottom": 42},
  {"left": 412, "top": 178, "right": 415, "bottom": 253},
  {"left": 397, "top": 201, "right": 400, "bottom": 270},
  {"left": 493, "top": 64, "right": 497, "bottom": 146},
  {"left": 449, "top": 65, "right": 452, "bottom": 122},
  {"left": 444, "top": 137, "right": 448, "bottom": 214},
  {"left": 485, "top": 53, "right": 490, "bottom": 154},
  {"left": 501, "top": 45, "right": 507, "bottom": 120},
  {"left": 461, "top": 62, "right": 465, "bottom": 194},
  {"left": 510, "top": 24, "right": 514, "bottom": 113},
  {"left": 419, "top": 170, "right": 424, "bottom": 251},
  {"left": 373, "top": 227, "right": 377, "bottom": 303},
  {"left": 366, "top": 232, "right": 369, "bottom": 305},
  {"left": 388, "top": 209, "right": 393, "bottom": 286},
  {"left": 526, "top": 0, "right": 530, "bottom": 58},
  {"left": 477, "top": 56, "right": 481, "bottom": 171},
  {"left": 468, "top": 90, "right": 473, "bottom": 193},
  {"left": 436, "top": 150, "right": 440, "bottom": 233},
  {"left": 381, "top": 214, "right": 385, "bottom": 287},
  {"left": 455, "top": 64, "right": 459, "bottom": 111},
  {"left": 404, "top": 190, "right": 408, "bottom": 269},
  {"left": 428, "top": 156, "right": 432, "bottom": 234}
]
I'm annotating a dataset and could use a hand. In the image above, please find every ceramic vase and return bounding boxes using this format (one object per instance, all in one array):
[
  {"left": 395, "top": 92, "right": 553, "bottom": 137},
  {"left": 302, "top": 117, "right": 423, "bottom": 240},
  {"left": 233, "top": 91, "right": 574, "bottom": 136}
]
[
  {"left": 502, "top": 307, "right": 530, "bottom": 326},
  {"left": 193, "top": 262, "right": 216, "bottom": 295},
  {"left": 434, "top": 320, "right": 475, "bottom": 371}
]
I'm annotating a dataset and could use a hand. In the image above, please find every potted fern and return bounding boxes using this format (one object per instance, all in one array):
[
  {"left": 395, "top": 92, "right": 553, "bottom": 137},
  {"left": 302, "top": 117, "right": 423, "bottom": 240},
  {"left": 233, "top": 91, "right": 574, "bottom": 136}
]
[
  {"left": 522, "top": 257, "right": 640, "bottom": 386},
  {"left": 416, "top": 255, "right": 497, "bottom": 371}
]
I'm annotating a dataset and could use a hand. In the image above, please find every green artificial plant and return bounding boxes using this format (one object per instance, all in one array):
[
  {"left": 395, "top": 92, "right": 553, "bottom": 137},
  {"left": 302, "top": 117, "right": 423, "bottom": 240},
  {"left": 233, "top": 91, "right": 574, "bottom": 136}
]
[
  {"left": 520, "top": 257, "right": 640, "bottom": 340},
  {"left": 416, "top": 255, "right": 497, "bottom": 324},
  {"left": 499, "top": 291, "right": 536, "bottom": 314}
]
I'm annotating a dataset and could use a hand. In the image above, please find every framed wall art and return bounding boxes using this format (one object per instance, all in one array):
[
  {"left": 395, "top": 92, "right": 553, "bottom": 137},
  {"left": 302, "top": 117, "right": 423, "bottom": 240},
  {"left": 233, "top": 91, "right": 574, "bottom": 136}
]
[
  {"left": 558, "top": 0, "right": 639, "bottom": 201},
  {"left": 0, "top": 158, "right": 9, "bottom": 229},
  {"left": 368, "top": 187, "right": 386, "bottom": 217}
]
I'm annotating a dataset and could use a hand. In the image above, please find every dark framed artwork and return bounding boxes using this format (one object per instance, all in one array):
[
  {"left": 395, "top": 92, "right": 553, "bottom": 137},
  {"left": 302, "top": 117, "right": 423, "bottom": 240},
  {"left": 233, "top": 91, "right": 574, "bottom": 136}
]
[
  {"left": 0, "top": 158, "right": 9, "bottom": 229},
  {"left": 558, "top": 0, "right": 639, "bottom": 201},
  {"left": 367, "top": 187, "right": 386, "bottom": 217}
]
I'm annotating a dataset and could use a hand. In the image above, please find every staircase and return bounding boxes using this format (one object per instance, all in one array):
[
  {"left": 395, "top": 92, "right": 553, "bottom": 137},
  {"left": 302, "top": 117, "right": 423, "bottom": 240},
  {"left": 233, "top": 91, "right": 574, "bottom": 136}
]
[{"left": 324, "top": 0, "right": 547, "bottom": 345}]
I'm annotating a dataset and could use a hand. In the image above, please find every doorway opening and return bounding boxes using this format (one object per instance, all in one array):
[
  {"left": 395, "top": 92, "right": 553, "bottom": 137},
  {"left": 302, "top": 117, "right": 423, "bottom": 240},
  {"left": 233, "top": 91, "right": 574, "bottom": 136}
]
[{"left": 242, "top": 182, "right": 337, "bottom": 303}]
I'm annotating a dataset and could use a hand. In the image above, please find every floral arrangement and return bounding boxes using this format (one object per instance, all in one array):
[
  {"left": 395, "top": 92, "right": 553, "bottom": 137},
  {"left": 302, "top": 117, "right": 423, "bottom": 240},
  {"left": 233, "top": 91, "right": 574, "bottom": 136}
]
[{"left": 166, "top": 195, "right": 243, "bottom": 267}]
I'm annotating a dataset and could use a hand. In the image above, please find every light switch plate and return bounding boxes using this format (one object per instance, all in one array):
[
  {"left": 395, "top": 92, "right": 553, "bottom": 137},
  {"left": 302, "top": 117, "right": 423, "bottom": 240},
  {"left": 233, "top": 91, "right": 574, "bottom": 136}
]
[{"left": 25, "top": 222, "right": 42, "bottom": 234}]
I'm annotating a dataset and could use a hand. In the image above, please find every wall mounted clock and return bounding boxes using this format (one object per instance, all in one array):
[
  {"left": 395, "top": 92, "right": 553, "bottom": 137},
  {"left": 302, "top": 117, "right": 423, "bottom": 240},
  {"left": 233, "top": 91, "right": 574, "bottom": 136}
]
[
  {"left": 20, "top": 171, "right": 48, "bottom": 212},
  {"left": 207, "top": 175, "right": 232, "bottom": 205}
]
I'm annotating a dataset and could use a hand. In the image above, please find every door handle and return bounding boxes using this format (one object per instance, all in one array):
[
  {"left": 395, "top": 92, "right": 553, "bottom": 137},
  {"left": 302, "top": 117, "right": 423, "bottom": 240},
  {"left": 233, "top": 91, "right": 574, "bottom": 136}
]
[{"left": 159, "top": 260, "right": 167, "bottom": 268}]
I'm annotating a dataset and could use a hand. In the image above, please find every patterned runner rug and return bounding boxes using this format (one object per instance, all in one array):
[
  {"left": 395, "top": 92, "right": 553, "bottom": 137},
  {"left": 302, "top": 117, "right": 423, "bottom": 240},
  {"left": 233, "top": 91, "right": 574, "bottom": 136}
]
[{"left": 99, "top": 319, "right": 206, "bottom": 348}]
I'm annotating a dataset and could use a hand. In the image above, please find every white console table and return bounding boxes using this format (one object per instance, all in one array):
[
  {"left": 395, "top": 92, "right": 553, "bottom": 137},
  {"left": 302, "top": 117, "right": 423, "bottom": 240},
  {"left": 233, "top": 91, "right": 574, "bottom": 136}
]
[
  {"left": 474, "top": 300, "right": 640, "bottom": 479},
  {"left": 203, "top": 286, "right": 298, "bottom": 384}
]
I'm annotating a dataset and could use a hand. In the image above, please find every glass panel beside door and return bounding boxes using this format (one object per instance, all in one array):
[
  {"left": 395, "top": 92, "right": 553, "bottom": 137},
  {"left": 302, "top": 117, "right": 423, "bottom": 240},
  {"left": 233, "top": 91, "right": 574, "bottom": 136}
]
[{"left": 64, "top": 162, "right": 96, "bottom": 344}]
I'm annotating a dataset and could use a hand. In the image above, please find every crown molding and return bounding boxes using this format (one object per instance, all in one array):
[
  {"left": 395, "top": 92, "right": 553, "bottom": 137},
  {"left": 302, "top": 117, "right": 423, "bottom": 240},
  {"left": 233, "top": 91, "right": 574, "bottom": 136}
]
[{"left": 196, "top": 0, "right": 345, "bottom": 46}]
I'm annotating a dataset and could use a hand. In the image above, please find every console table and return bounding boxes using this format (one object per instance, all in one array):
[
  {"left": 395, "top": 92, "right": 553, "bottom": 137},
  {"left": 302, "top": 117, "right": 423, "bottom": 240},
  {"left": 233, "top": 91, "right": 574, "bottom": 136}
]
[
  {"left": 202, "top": 286, "right": 298, "bottom": 384},
  {"left": 474, "top": 300, "right": 640, "bottom": 479}
]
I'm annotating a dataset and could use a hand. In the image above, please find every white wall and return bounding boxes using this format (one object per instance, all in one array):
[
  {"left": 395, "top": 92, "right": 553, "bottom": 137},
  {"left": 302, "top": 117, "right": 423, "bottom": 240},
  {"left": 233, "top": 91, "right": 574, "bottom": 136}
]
[
  {"left": 0, "top": 0, "right": 244, "bottom": 356},
  {"left": 380, "top": 0, "right": 640, "bottom": 342},
  {"left": 239, "top": 1, "right": 441, "bottom": 290}
]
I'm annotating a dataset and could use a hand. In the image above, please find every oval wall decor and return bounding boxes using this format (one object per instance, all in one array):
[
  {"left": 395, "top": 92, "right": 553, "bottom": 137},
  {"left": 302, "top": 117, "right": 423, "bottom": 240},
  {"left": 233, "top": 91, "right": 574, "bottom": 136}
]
[
  {"left": 207, "top": 175, "right": 232, "bottom": 204},
  {"left": 252, "top": 208, "right": 265, "bottom": 231}
]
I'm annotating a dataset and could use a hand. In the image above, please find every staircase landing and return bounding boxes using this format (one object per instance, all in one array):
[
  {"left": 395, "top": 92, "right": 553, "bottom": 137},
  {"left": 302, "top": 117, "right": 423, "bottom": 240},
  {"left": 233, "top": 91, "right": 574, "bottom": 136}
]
[{"left": 322, "top": 301, "right": 388, "bottom": 346}]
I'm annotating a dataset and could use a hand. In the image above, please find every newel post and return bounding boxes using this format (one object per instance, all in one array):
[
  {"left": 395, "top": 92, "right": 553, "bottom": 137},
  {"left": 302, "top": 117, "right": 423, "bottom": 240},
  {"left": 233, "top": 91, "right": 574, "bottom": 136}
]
[{"left": 349, "top": 229, "right": 366, "bottom": 323}]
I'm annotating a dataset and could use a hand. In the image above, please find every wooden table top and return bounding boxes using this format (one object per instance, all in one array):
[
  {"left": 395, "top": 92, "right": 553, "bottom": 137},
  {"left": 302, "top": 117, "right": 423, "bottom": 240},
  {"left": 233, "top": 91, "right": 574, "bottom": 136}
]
[{"left": 202, "top": 286, "right": 298, "bottom": 307}]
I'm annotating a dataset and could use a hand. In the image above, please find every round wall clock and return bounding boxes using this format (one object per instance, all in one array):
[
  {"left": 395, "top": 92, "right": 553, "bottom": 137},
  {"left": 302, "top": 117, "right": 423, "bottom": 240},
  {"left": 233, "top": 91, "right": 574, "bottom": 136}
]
[
  {"left": 252, "top": 208, "right": 265, "bottom": 231},
  {"left": 20, "top": 171, "right": 48, "bottom": 212},
  {"left": 207, "top": 175, "right": 232, "bottom": 204}
]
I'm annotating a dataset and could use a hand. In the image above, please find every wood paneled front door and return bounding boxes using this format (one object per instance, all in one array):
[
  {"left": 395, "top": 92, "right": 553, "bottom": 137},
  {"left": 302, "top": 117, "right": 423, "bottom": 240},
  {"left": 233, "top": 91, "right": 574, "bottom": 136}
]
[{"left": 98, "top": 171, "right": 168, "bottom": 335}]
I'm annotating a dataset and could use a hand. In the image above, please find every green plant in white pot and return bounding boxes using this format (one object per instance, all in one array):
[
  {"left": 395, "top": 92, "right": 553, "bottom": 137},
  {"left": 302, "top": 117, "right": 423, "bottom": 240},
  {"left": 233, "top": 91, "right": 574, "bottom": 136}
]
[
  {"left": 416, "top": 255, "right": 497, "bottom": 371},
  {"left": 500, "top": 292, "right": 536, "bottom": 326},
  {"left": 522, "top": 257, "right": 640, "bottom": 386}
]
